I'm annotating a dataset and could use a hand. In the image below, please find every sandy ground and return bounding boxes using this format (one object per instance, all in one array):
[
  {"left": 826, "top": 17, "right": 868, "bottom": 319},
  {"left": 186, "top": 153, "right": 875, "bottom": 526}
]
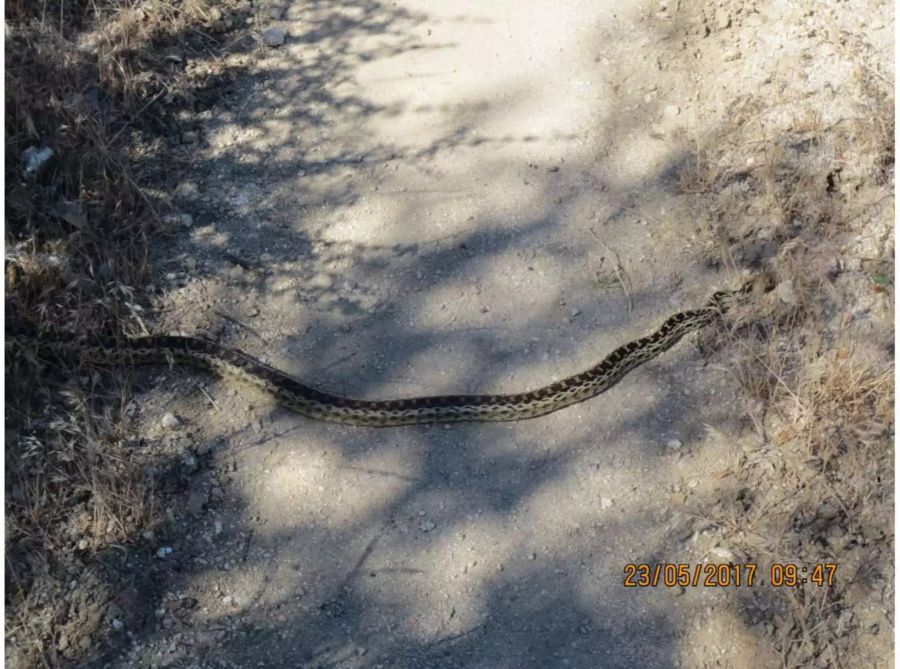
[{"left": 101, "top": 1, "right": 892, "bottom": 667}]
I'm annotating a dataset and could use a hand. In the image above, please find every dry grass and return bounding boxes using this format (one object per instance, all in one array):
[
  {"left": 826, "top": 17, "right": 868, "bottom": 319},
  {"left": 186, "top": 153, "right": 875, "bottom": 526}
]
[
  {"left": 719, "top": 317, "right": 893, "bottom": 666},
  {"left": 668, "top": 13, "right": 894, "bottom": 665},
  {"left": 5, "top": 1, "right": 241, "bottom": 666}
]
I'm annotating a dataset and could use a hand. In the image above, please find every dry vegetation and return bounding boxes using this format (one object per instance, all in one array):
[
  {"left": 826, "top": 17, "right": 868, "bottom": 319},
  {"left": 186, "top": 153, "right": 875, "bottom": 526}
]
[
  {"left": 5, "top": 1, "right": 249, "bottom": 666},
  {"left": 678, "top": 27, "right": 894, "bottom": 668}
]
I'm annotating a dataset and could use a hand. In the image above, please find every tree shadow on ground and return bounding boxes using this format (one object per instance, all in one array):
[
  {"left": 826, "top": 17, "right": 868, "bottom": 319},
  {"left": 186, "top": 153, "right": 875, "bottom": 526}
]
[{"left": 72, "top": 1, "right": 850, "bottom": 667}]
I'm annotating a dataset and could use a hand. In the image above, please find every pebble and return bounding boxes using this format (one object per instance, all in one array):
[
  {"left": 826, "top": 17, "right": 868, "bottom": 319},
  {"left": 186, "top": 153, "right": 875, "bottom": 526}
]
[
  {"left": 776, "top": 279, "right": 797, "bottom": 305},
  {"left": 21, "top": 146, "right": 54, "bottom": 177},
  {"left": 77, "top": 538, "right": 90, "bottom": 550},
  {"left": 156, "top": 546, "right": 174, "bottom": 559},
  {"left": 663, "top": 104, "right": 681, "bottom": 117},
  {"left": 262, "top": 27, "right": 286, "bottom": 47},
  {"left": 161, "top": 412, "right": 180, "bottom": 429},
  {"left": 420, "top": 520, "right": 436, "bottom": 532},
  {"left": 111, "top": 618, "right": 125, "bottom": 631},
  {"left": 174, "top": 181, "right": 198, "bottom": 199},
  {"left": 709, "top": 545, "right": 736, "bottom": 562},
  {"left": 181, "top": 452, "right": 199, "bottom": 473},
  {"left": 600, "top": 497, "right": 614, "bottom": 510},
  {"left": 666, "top": 439, "right": 683, "bottom": 450},
  {"left": 187, "top": 490, "right": 208, "bottom": 516},
  {"left": 268, "top": 4, "right": 285, "bottom": 20},
  {"left": 715, "top": 8, "right": 731, "bottom": 30},
  {"left": 51, "top": 200, "right": 87, "bottom": 228}
]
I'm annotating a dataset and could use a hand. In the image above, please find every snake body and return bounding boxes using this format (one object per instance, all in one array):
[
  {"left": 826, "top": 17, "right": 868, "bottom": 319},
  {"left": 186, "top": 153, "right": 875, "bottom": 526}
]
[{"left": 72, "top": 281, "right": 758, "bottom": 426}]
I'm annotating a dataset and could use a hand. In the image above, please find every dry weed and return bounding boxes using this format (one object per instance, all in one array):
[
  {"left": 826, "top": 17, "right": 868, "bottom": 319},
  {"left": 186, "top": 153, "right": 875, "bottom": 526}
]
[
  {"left": 5, "top": 1, "right": 238, "bottom": 665},
  {"left": 673, "top": 16, "right": 894, "bottom": 664}
]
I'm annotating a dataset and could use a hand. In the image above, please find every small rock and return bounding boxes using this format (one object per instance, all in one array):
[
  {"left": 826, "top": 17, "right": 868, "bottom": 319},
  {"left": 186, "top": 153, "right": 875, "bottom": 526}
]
[
  {"left": 161, "top": 412, "right": 180, "bottom": 429},
  {"left": 600, "top": 497, "right": 614, "bottom": 510},
  {"left": 776, "top": 279, "right": 797, "bottom": 305},
  {"left": 50, "top": 200, "right": 87, "bottom": 228},
  {"left": 21, "top": 146, "right": 54, "bottom": 177},
  {"left": 268, "top": 4, "right": 285, "bottom": 20},
  {"left": 715, "top": 8, "right": 731, "bottom": 30},
  {"left": 187, "top": 490, "right": 208, "bottom": 516},
  {"left": 818, "top": 502, "right": 839, "bottom": 520},
  {"left": 666, "top": 439, "right": 683, "bottom": 450},
  {"left": 262, "top": 27, "right": 286, "bottom": 47},
  {"left": 111, "top": 618, "right": 125, "bottom": 631},
  {"left": 156, "top": 546, "right": 174, "bottom": 559},
  {"left": 142, "top": 530, "right": 155, "bottom": 541},
  {"left": 77, "top": 538, "right": 90, "bottom": 550},
  {"left": 181, "top": 452, "right": 199, "bottom": 473},
  {"left": 663, "top": 104, "right": 681, "bottom": 117},
  {"left": 420, "top": 520, "right": 436, "bottom": 532},
  {"left": 174, "top": 181, "right": 199, "bottom": 199},
  {"left": 214, "top": 520, "right": 224, "bottom": 535},
  {"left": 709, "top": 545, "right": 736, "bottom": 562}
]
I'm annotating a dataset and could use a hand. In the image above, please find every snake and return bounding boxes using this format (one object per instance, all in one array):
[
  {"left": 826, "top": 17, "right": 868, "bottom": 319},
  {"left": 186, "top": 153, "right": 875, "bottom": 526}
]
[{"left": 22, "top": 278, "right": 767, "bottom": 426}]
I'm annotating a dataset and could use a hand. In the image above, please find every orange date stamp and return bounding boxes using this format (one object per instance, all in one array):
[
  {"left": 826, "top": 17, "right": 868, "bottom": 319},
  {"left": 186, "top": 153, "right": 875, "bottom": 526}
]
[{"left": 623, "top": 563, "right": 837, "bottom": 588}]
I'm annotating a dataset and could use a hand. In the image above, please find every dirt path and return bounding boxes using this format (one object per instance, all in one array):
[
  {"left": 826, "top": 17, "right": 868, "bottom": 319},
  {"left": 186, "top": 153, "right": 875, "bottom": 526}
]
[{"left": 106, "top": 1, "right": 891, "bottom": 667}]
